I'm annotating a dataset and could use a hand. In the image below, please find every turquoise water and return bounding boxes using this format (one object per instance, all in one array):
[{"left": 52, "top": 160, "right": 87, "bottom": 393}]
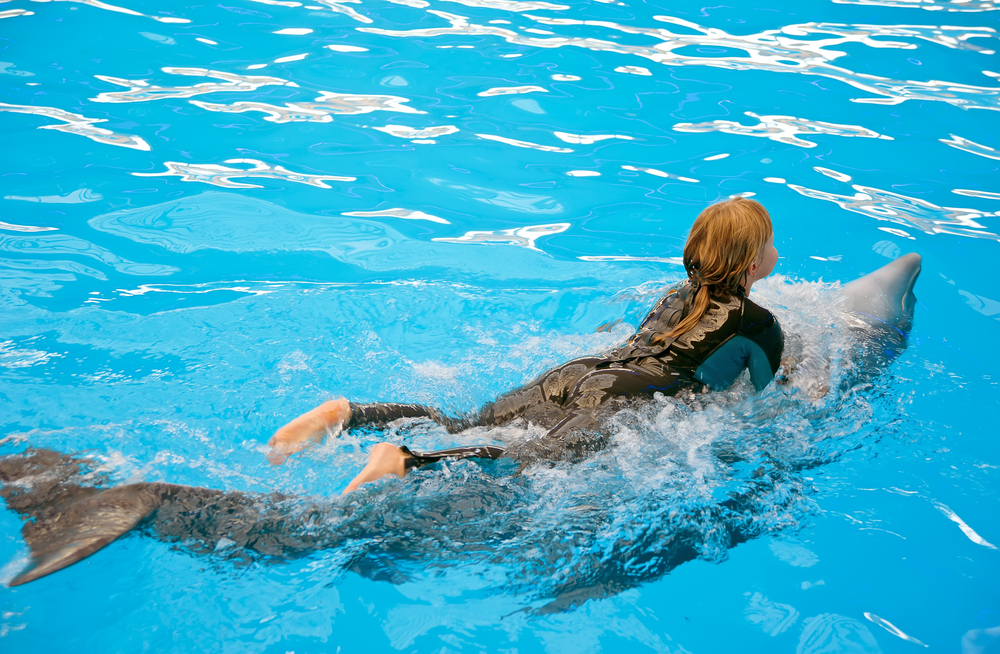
[{"left": 1, "top": 0, "right": 999, "bottom": 651}]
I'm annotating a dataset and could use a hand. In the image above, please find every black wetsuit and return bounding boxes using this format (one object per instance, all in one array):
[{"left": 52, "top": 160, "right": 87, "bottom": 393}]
[{"left": 348, "top": 281, "right": 783, "bottom": 466}]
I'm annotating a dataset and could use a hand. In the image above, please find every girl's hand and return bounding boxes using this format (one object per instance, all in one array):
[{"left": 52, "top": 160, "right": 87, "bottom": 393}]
[{"left": 266, "top": 398, "right": 351, "bottom": 465}]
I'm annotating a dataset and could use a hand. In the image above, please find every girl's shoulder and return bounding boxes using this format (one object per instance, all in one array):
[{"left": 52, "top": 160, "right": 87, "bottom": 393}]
[{"left": 741, "top": 293, "right": 781, "bottom": 330}]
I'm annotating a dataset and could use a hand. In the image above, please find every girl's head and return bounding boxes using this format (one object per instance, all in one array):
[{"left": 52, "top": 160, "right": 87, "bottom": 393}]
[
  {"left": 661, "top": 197, "right": 777, "bottom": 340},
  {"left": 683, "top": 196, "right": 775, "bottom": 294}
]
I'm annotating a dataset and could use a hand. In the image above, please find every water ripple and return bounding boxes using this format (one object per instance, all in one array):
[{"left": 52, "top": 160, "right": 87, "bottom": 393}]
[
  {"left": 674, "top": 111, "right": 891, "bottom": 148},
  {"left": 426, "top": 178, "right": 564, "bottom": 212},
  {"left": 554, "top": 131, "right": 633, "bottom": 144},
  {"left": 796, "top": 614, "right": 881, "bottom": 654},
  {"left": 373, "top": 124, "right": 459, "bottom": 140},
  {"left": 941, "top": 134, "right": 1000, "bottom": 160},
  {"left": 28, "top": 0, "right": 189, "bottom": 23},
  {"left": 325, "top": 44, "right": 369, "bottom": 52},
  {"left": 621, "top": 165, "right": 699, "bottom": 183},
  {"left": 312, "top": 0, "right": 373, "bottom": 24},
  {"left": 615, "top": 65, "right": 651, "bottom": 76},
  {"left": 442, "top": 0, "right": 568, "bottom": 11},
  {"left": 360, "top": 12, "right": 1000, "bottom": 111},
  {"left": 432, "top": 222, "right": 569, "bottom": 250},
  {"left": 776, "top": 173, "right": 1000, "bottom": 240},
  {"left": 191, "top": 91, "right": 425, "bottom": 123},
  {"left": 0, "top": 102, "right": 150, "bottom": 150},
  {"left": 132, "top": 159, "right": 356, "bottom": 189},
  {"left": 476, "top": 133, "right": 572, "bottom": 152},
  {"left": 343, "top": 208, "right": 451, "bottom": 224},
  {"left": 91, "top": 68, "right": 297, "bottom": 104},
  {"left": 189, "top": 100, "right": 332, "bottom": 123},
  {"left": 833, "top": 0, "right": 998, "bottom": 12},
  {"left": 934, "top": 501, "right": 998, "bottom": 548},
  {"left": 0, "top": 234, "right": 177, "bottom": 276},
  {"left": 478, "top": 85, "right": 548, "bottom": 96},
  {"left": 744, "top": 592, "right": 799, "bottom": 637},
  {"left": 0, "top": 8, "right": 33, "bottom": 19},
  {"left": 863, "top": 613, "right": 928, "bottom": 647},
  {"left": 953, "top": 189, "right": 1000, "bottom": 200},
  {"left": 246, "top": 0, "right": 304, "bottom": 6},
  {"left": 0, "top": 222, "right": 58, "bottom": 233}
]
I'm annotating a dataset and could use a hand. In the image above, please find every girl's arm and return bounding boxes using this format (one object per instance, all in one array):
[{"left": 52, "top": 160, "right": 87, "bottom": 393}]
[
  {"left": 266, "top": 399, "right": 447, "bottom": 465},
  {"left": 267, "top": 398, "right": 352, "bottom": 465}
]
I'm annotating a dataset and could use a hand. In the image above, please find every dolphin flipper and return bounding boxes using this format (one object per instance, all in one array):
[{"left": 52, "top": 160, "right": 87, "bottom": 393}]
[{"left": 842, "top": 252, "right": 921, "bottom": 332}]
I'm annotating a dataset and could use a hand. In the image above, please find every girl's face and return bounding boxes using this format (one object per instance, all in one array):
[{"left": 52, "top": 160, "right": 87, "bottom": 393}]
[{"left": 749, "top": 232, "right": 778, "bottom": 286}]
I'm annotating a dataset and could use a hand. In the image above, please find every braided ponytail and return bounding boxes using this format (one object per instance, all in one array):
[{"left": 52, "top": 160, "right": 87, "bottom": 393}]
[{"left": 652, "top": 197, "right": 772, "bottom": 343}]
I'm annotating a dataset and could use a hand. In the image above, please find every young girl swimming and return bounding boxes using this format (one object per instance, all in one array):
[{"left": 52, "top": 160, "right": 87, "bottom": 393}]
[{"left": 268, "top": 197, "right": 782, "bottom": 492}]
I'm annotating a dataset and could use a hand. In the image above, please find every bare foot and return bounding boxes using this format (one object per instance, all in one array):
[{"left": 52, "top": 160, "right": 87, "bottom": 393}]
[
  {"left": 342, "top": 443, "right": 410, "bottom": 494},
  {"left": 267, "top": 398, "right": 351, "bottom": 465}
]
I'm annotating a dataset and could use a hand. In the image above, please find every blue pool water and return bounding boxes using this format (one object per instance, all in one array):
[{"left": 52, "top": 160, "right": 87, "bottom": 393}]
[{"left": 1, "top": 0, "right": 999, "bottom": 651}]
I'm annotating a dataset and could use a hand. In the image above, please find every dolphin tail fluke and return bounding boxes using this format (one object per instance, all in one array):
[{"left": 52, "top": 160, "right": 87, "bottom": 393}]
[
  {"left": 1, "top": 449, "right": 167, "bottom": 586},
  {"left": 842, "top": 252, "right": 922, "bottom": 332},
  {"left": 10, "top": 483, "right": 166, "bottom": 586}
]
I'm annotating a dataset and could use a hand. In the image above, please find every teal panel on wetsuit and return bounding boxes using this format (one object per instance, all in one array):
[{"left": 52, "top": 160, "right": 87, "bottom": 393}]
[{"left": 694, "top": 335, "right": 776, "bottom": 392}]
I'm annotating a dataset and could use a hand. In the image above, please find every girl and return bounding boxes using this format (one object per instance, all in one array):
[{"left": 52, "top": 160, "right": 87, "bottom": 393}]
[{"left": 268, "top": 197, "right": 782, "bottom": 492}]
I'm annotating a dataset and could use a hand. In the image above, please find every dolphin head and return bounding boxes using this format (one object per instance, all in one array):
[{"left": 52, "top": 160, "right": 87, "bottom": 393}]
[
  {"left": 842, "top": 253, "right": 921, "bottom": 332},
  {"left": 840, "top": 253, "right": 922, "bottom": 366}
]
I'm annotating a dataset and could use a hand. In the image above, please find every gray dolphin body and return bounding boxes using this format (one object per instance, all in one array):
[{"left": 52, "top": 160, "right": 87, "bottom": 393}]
[
  {"left": 0, "top": 254, "right": 922, "bottom": 590},
  {"left": 843, "top": 252, "right": 921, "bottom": 331}
]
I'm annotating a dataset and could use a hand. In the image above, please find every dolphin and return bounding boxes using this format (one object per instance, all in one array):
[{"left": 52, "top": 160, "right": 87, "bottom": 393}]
[{"left": 0, "top": 253, "right": 922, "bottom": 591}]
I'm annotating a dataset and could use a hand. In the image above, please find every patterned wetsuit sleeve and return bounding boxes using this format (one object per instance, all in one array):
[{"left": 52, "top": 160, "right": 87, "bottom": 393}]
[{"left": 347, "top": 357, "right": 604, "bottom": 434}]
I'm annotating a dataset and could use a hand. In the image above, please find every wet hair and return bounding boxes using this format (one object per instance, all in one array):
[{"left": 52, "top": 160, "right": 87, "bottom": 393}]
[{"left": 654, "top": 197, "right": 773, "bottom": 342}]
